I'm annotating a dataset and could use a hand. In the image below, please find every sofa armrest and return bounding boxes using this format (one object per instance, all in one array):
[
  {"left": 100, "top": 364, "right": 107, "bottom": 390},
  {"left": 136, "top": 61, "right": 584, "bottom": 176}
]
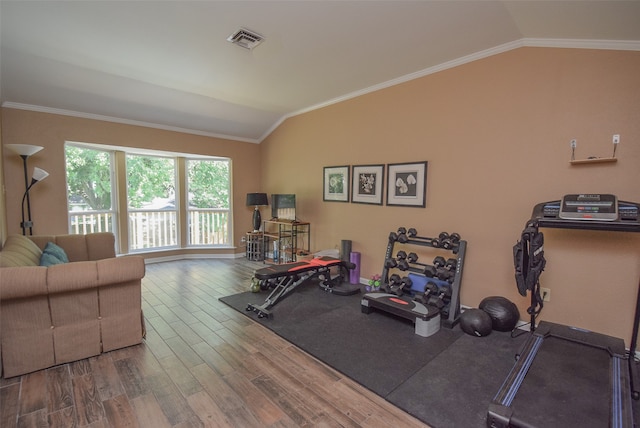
[
  {"left": 0, "top": 267, "right": 48, "bottom": 300},
  {"left": 96, "top": 256, "right": 145, "bottom": 352},
  {"left": 46, "top": 261, "right": 99, "bottom": 293},
  {"left": 97, "top": 256, "right": 145, "bottom": 285}
]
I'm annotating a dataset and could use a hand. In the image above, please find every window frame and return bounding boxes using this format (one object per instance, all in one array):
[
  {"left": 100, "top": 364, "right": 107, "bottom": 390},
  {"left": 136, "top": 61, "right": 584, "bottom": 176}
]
[
  {"left": 64, "top": 142, "right": 233, "bottom": 254},
  {"left": 126, "top": 153, "right": 179, "bottom": 252},
  {"left": 65, "top": 142, "right": 119, "bottom": 247},
  {"left": 185, "top": 157, "right": 232, "bottom": 247}
]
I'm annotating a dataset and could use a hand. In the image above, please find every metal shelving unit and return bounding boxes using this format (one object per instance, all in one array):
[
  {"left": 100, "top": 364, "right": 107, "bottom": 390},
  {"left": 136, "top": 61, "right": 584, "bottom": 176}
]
[{"left": 262, "top": 220, "right": 310, "bottom": 264}]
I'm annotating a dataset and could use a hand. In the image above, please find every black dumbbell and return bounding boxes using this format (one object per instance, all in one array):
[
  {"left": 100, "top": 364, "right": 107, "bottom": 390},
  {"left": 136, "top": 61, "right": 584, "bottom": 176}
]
[
  {"left": 431, "top": 232, "right": 451, "bottom": 248},
  {"left": 385, "top": 258, "right": 398, "bottom": 268},
  {"left": 436, "top": 268, "right": 455, "bottom": 282},
  {"left": 400, "top": 253, "right": 432, "bottom": 272},
  {"left": 397, "top": 259, "right": 428, "bottom": 272},
  {"left": 433, "top": 256, "right": 446, "bottom": 268},
  {"left": 445, "top": 258, "right": 457, "bottom": 271},
  {"left": 383, "top": 274, "right": 401, "bottom": 293},
  {"left": 415, "top": 281, "right": 439, "bottom": 304},
  {"left": 389, "top": 274, "right": 402, "bottom": 285},
  {"left": 397, "top": 227, "right": 407, "bottom": 235},
  {"left": 434, "top": 232, "right": 459, "bottom": 250},
  {"left": 427, "top": 284, "right": 452, "bottom": 309},
  {"left": 392, "top": 277, "right": 409, "bottom": 296},
  {"left": 407, "top": 228, "right": 418, "bottom": 237},
  {"left": 428, "top": 296, "right": 446, "bottom": 309},
  {"left": 399, "top": 276, "right": 413, "bottom": 296},
  {"left": 425, "top": 281, "right": 439, "bottom": 295},
  {"left": 396, "top": 250, "right": 407, "bottom": 260},
  {"left": 424, "top": 265, "right": 437, "bottom": 278},
  {"left": 437, "top": 284, "right": 453, "bottom": 299},
  {"left": 388, "top": 274, "right": 410, "bottom": 296},
  {"left": 440, "top": 232, "right": 461, "bottom": 250},
  {"left": 389, "top": 232, "right": 398, "bottom": 242},
  {"left": 397, "top": 259, "right": 410, "bottom": 271},
  {"left": 397, "top": 233, "right": 409, "bottom": 243}
]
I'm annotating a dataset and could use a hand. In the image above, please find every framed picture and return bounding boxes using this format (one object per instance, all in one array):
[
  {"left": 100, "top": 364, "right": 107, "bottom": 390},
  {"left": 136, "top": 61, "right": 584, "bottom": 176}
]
[
  {"left": 323, "top": 165, "right": 350, "bottom": 202},
  {"left": 351, "top": 164, "right": 384, "bottom": 205},
  {"left": 386, "top": 161, "right": 428, "bottom": 207}
]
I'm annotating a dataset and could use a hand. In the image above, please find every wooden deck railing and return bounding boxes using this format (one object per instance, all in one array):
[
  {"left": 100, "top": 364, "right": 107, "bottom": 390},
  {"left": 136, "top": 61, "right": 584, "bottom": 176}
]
[{"left": 69, "top": 209, "right": 229, "bottom": 250}]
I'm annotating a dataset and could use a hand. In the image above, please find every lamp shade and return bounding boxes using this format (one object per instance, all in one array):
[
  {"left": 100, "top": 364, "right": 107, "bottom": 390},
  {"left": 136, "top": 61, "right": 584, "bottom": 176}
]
[
  {"left": 5, "top": 144, "right": 44, "bottom": 157},
  {"left": 32, "top": 167, "right": 49, "bottom": 183},
  {"left": 246, "top": 193, "right": 268, "bottom": 206}
]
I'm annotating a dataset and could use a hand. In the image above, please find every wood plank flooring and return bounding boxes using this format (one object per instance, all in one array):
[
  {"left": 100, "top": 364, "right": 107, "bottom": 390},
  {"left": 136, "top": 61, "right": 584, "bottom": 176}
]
[{"left": 1, "top": 258, "right": 430, "bottom": 427}]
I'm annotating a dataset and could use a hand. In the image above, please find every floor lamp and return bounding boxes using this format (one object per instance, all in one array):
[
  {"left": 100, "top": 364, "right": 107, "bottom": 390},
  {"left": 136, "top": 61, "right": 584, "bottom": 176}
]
[{"left": 5, "top": 144, "right": 48, "bottom": 235}]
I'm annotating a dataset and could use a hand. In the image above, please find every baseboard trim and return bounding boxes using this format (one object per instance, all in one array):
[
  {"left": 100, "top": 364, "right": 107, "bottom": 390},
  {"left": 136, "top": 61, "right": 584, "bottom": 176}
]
[{"left": 144, "top": 252, "right": 245, "bottom": 264}]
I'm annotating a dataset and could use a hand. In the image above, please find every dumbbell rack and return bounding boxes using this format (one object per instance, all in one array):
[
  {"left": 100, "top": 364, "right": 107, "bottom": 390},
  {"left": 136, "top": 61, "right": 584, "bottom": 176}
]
[{"left": 377, "top": 228, "right": 467, "bottom": 329}]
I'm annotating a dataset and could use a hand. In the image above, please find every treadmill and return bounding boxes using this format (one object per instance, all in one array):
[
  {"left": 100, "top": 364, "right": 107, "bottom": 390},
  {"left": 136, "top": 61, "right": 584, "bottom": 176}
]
[{"left": 487, "top": 196, "right": 640, "bottom": 428}]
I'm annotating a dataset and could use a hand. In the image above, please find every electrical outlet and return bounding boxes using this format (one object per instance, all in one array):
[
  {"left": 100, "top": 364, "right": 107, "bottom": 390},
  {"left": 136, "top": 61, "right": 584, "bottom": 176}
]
[
  {"left": 613, "top": 134, "right": 620, "bottom": 144},
  {"left": 541, "top": 287, "right": 551, "bottom": 302},
  {"left": 570, "top": 139, "right": 577, "bottom": 148}
]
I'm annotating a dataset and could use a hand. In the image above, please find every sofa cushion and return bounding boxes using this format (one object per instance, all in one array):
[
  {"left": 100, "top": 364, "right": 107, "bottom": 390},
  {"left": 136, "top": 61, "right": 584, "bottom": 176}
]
[
  {"left": 0, "top": 235, "right": 43, "bottom": 267},
  {"left": 39, "top": 242, "right": 70, "bottom": 266},
  {"left": 30, "top": 233, "right": 116, "bottom": 262}
]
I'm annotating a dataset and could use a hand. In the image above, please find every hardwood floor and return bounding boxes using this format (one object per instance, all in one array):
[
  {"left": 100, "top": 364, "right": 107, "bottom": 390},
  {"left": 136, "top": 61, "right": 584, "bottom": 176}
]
[{"left": 1, "top": 258, "right": 429, "bottom": 427}]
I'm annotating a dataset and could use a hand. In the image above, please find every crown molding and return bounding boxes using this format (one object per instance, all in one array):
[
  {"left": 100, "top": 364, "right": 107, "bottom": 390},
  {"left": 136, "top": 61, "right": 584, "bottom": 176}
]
[
  {"left": 263, "top": 38, "right": 639, "bottom": 142},
  {"left": 1, "top": 102, "right": 261, "bottom": 144},
  {"left": 522, "top": 38, "right": 640, "bottom": 51}
]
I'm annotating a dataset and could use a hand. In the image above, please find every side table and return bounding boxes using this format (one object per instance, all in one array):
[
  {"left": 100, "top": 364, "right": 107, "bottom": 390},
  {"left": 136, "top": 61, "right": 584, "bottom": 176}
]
[{"left": 246, "top": 232, "right": 264, "bottom": 261}]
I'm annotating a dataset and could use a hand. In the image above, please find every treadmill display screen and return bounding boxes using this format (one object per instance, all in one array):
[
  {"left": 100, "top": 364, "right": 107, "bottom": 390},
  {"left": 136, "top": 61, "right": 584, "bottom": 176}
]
[{"left": 559, "top": 194, "right": 618, "bottom": 221}]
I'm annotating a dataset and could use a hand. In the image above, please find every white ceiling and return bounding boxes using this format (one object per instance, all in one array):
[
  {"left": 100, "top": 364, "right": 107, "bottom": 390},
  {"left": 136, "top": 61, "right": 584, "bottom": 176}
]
[{"left": 1, "top": 1, "right": 639, "bottom": 143}]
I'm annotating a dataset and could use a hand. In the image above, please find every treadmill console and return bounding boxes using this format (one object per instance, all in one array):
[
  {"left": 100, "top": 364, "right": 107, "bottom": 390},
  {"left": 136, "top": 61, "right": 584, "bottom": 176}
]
[
  {"left": 535, "top": 196, "right": 639, "bottom": 229},
  {"left": 559, "top": 194, "right": 618, "bottom": 221}
]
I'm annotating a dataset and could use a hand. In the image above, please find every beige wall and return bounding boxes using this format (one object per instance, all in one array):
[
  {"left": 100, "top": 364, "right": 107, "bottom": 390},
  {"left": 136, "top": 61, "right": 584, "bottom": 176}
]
[
  {"left": 260, "top": 47, "right": 640, "bottom": 342},
  {"left": 1, "top": 109, "right": 262, "bottom": 257},
  {"left": 1, "top": 47, "right": 639, "bottom": 342}
]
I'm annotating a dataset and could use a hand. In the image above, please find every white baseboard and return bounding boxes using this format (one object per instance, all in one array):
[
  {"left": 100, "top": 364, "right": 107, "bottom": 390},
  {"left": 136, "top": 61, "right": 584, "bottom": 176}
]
[{"left": 144, "top": 252, "right": 244, "bottom": 264}]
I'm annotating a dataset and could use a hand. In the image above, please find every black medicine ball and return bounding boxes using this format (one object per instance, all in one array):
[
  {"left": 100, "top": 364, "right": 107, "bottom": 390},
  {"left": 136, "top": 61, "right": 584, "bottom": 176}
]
[
  {"left": 459, "top": 309, "right": 493, "bottom": 337},
  {"left": 479, "top": 296, "right": 520, "bottom": 332}
]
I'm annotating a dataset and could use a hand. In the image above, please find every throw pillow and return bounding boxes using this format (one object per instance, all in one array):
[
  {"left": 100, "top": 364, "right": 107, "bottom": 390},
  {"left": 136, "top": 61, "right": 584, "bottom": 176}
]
[
  {"left": 39, "top": 242, "right": 70, "bottom": 267},
  {"left": 0, "top": 235, "right": 43, "bottom": 267},
  {"left": 44, "top": 242, "right": 69, "bottom": 263}
]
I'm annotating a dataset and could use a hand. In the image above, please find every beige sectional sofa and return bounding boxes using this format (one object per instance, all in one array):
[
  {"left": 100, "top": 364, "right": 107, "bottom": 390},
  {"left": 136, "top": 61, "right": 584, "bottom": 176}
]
[{"left": 0, "top": 233, "right": 145, "bottom": 378}]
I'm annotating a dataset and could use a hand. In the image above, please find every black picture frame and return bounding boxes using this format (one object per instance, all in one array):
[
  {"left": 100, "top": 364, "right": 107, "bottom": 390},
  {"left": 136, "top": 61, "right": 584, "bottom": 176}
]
[
  {"left": 386, "top": 161, "right": 427, "bottom": 207},
  {"left": 351, "top": 164, "right": 384, "bottom": 205},
  {"left": 323, "top": 165, "right": 350, "bottom": 202}
]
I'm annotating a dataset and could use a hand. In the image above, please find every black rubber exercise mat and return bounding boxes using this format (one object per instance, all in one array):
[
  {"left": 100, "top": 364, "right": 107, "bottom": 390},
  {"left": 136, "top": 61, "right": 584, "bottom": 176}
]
[
  {"left": 220, "top": 282, "right": 463, "bottom": 397},
  {"left": 220, "top": 284, "right": 631, "bottom": 427},
  {"left": 386, "top": 329, "right": 528, "bottom": 428}
]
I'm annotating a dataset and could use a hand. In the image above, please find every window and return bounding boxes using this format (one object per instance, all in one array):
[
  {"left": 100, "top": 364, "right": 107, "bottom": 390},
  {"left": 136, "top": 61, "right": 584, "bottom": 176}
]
[
  {"left": 65, "top": 142, "right": 232, "bottom": 253},
  {"left": 126, "top": 154, "right": 177, "bottom": 251},
  {"left": 65, "top": 144, "right": 117, "bottom": 236},
  {"left": 187, "top": 158, "right": 231, "bottom": 245}
]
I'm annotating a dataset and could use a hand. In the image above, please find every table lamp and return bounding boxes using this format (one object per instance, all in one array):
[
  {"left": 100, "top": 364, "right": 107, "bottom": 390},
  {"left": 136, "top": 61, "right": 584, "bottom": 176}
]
[{"left": 246, "top": 193, "right": 268, "bottom": 232}]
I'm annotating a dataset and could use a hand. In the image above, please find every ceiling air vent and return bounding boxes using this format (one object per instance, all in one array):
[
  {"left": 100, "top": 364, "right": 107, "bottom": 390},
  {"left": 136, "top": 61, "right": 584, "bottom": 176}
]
[{"left": 226, "top": 28, "right": 264, "bottom": 50}]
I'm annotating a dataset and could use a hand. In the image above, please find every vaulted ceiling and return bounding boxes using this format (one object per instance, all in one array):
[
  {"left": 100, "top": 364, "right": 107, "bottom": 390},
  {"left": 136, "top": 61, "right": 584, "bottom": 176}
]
[{"left": 2, "top": 1, "right": 639, "bottom": 143}]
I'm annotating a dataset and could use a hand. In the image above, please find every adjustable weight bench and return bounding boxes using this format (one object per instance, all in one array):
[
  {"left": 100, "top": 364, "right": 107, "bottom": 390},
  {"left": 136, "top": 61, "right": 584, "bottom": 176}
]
[{"left": 246, "top": 256, "right": 358, "bottom": 319}]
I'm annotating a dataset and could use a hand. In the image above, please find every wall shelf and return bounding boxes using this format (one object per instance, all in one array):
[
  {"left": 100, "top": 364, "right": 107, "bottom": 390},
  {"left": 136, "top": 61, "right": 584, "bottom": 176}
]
[{"left": 570, "top": 157, "right": 617, "bottom": 165}]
